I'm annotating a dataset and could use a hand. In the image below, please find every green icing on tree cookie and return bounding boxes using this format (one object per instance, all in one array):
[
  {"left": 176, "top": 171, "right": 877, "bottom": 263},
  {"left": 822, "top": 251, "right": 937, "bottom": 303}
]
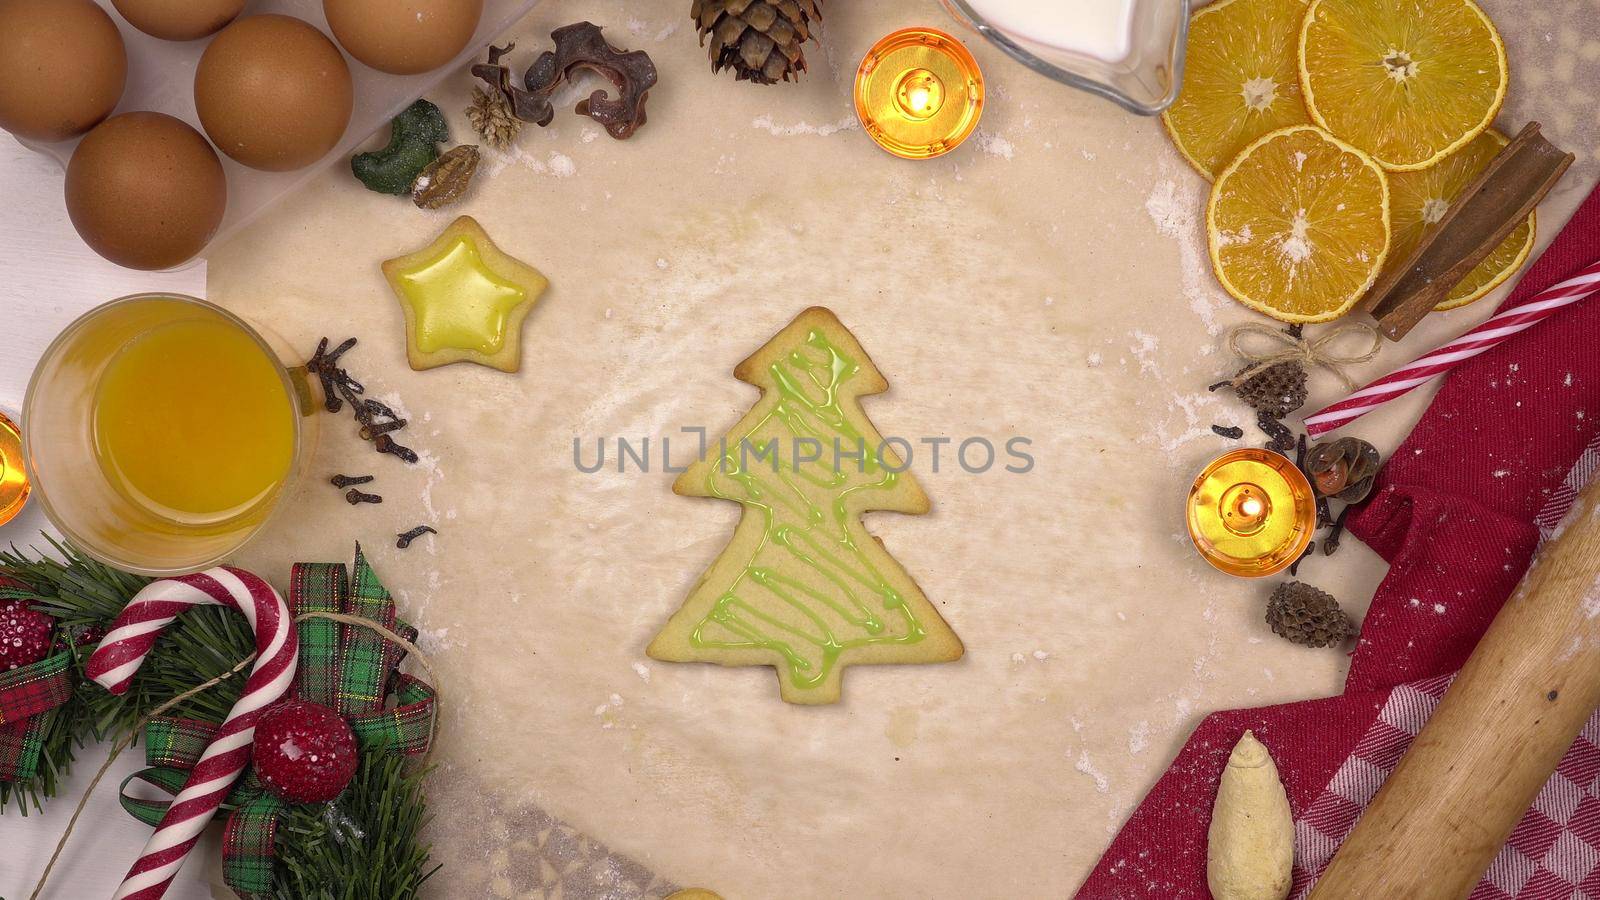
[{"left": 648, "top": 307, "right": 962, "bottom": 704}]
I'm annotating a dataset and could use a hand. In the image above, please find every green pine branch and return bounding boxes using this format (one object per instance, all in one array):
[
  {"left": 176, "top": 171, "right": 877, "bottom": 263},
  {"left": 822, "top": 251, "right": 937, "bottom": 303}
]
[
  {"left": 0, "top": 541, "right": 438, "bottom": 897},
  {"left": 0, "top": 537, "right": 150, "bottom": 813},
  {"left": 272, "top": 749, "right": 439, "bottom": 900}
]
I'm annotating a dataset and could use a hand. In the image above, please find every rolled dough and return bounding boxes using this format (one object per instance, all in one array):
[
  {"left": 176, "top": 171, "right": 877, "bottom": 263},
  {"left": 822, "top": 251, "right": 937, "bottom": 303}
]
[{"left": 206, "top": 0, "right": 1600, "bottom": 895}]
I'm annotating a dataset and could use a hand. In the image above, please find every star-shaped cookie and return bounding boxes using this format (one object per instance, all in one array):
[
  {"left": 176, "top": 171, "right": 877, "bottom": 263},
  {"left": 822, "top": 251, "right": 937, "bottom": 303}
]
[{"left": 382, "top": 216, "right": 549, "bottom": 372}]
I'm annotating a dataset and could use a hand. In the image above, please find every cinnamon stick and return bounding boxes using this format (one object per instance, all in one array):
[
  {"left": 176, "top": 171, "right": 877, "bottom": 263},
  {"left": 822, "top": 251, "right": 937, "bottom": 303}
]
[{"left": 1362, "top": 121, "right": 1573, "bottom": 340}]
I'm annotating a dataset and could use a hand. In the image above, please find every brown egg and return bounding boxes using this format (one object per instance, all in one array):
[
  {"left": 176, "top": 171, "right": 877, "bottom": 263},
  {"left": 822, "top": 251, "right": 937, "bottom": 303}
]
[
  {"left": 112, "top": 0, "right": 244, "bottom": 41},
  {"left": 0, "top": 0, "right": 126, "bottom": 142},
  {"left": 323, "top": 0, "right": 483, "bottom": 75},
  {"left": 195, "top": 15, "right": 353, "bottom": 171},
  {"left": 66, "top": 112, "right": 227, "bottom": 270}
]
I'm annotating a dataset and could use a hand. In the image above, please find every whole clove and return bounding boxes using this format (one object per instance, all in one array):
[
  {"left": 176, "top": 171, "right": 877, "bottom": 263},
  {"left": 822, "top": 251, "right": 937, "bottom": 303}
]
[
  {"left": 1288, "top": 541, "right": 1315, "bottom": 577},
  {"left": 1212, "top": 424, "right": 1245, "bottom": 440},
  {"left": 373, "top": 433, "right": 419, "bottom": 464},
  {"left": 330, "top": 474, "right": 374, "bottom": 488},
  {"left": 363, "top": 399, "right": 398, "bottom": 419},
  {"left": 360, "top": 418, "right": 408, "bottom": 440},
  {"left": 345, "top": 489, "right": 383, "bottom": 505},
  {"left": 396, "top": 525, "right": 438, "bottom": 549},
  {"left": 307, "top": 336, "right": 419, "bottom": 466},
  {"left": 1323, "top": 506, "right": 1352, "bottom": 556},
  {"left": 1257, "top": 410, "right": 1296, "bottom": 454}
]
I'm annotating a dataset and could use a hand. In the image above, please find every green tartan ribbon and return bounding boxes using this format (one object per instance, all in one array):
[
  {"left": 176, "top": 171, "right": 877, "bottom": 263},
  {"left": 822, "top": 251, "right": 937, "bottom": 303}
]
[
  {"left": 117, "top": 547, "right": 437, "bottom": 897},
  {"left": 222, "top": 792, "right": 289, "bottom": 895},
  {"left": 144, "top": 715, "right": 218, "bottom": 769},
  {"left": 0, "top": 650, "right": 75, "bottom": 782},
  {"left": 348, "top": 673, "right": 437, "bottom": 754},
  {"left": 118, "top": 753, "right": 261, "bottom": 827}
]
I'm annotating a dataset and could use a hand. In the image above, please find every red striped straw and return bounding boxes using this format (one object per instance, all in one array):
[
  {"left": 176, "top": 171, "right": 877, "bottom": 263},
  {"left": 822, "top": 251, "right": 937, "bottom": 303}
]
[{"left": 1304, "top": 259, "right": 1600, "bottom": 437}]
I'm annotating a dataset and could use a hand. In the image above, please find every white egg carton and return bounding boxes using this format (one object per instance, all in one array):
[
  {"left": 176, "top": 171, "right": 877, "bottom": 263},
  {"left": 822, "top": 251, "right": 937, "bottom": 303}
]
[{"left": 16, "top": 0, "right": 542, "bottom": 267}]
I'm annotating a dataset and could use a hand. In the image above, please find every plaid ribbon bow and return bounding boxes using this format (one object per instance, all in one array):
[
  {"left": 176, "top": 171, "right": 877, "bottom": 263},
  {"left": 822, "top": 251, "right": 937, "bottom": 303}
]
[
  {"left": 117, "top": 549, "right": 436, "bottom": 897},
  {"left": 0, "top": 576, "right": 74, "bottom": 784}
]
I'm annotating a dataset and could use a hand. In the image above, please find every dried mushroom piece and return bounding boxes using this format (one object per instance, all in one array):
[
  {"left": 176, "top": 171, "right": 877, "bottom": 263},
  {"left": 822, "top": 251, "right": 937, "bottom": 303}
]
[
  {"left": 526, "top": 22, "right": 656, "bottom": 139},
  {"left": 1305, "top": 437, "right": 1382, "bottom": 503},
  {"left": 472, "top": 24, "right": 657, "bottom": 140},
  {"left": 413, "top": 144, "right": 480, "bottom": 210}
]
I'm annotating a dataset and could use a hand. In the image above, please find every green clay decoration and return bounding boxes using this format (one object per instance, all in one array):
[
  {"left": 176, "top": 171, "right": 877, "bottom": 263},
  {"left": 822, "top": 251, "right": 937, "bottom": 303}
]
[{"left": 351, "top": 99, "right": 450, "bottom": 196}]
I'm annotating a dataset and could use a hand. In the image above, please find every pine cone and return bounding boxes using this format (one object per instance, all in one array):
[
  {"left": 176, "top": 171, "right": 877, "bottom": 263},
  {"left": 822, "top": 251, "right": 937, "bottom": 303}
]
[
  {"left": 691, "top": 0, "right": 821, "bottom": 84},
  {"left": 1266, "top": 581, "right": 1354, "bottom": 648},
  {"left": 1234, "top": 361, "right": 1308, "bottom": 419},
  {"left": 467, "top": 87, "right": 520, "bottom": 150}
]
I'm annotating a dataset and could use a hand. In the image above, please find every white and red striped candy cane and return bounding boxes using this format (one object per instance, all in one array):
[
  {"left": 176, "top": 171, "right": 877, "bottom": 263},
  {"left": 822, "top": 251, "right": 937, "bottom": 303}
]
[
  {"left": 86, "top": 567, "right": 298, "bottom": 900},
  {"left": 1304, "top": 259, "right": 1600, "bottom": 437}
]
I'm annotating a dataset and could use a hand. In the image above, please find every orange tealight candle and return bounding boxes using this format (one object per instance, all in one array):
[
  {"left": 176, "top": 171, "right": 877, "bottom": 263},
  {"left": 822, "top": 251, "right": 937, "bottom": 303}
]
[
  {"left": 0, "top": 410, "right": 30, "bottom": 527},
  {"left": 1187, "top": 448, "right": 1316, "bottom": 578},
  {"left": 854, "top": 27, "right": 984, "bottom": 159}
]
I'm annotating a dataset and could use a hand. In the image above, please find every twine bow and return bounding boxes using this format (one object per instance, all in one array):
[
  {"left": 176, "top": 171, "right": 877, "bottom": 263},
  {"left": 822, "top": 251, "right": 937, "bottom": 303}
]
[
  {"left": 1225, "top": 321, "right": 1383, "bottom": 391},
  {"left": 114, "top": 549, "right": 437, "bottom": 898}
]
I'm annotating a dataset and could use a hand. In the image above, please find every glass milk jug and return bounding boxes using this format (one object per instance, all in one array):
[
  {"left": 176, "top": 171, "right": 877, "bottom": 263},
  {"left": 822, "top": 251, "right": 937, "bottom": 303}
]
[{"left": 941, "top": 0, "right": 1189, "bottom": 114}]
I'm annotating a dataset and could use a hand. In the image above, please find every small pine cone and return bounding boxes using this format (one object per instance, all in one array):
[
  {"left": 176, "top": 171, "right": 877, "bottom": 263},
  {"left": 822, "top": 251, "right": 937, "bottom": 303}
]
[
  {"left": 692, "top": 0, "right": 821, "bottom": 85},
  {"left": 1235, "top": 361, "right": 1308, "bottom": 419},
  {"left": 467, "top": 87, "right": 520, "bottom": 150},
  {"left": 1266, "top": 581, "right": 1354, "bottom": 649}
]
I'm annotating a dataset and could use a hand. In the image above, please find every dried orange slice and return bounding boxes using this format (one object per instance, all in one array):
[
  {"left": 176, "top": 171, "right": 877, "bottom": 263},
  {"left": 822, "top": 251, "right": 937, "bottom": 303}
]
[
  {"left": 1298, "top": 0, "right": 1507, "bottom": 171},
  {"left": 1161, "top": 0, "right": 1309, "bottom": 179},
  {"left": 1208, "top": 125, "right": 1390, "bottom": 323},
  {"left": 1386, "top": 129, "right": 1535, "bottom": 311}
]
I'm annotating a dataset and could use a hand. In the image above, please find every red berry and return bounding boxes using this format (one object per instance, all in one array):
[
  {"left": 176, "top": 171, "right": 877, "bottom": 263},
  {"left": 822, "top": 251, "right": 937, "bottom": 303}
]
[
  {"left": 252, "top": 700, "right": 359, "bottom": 804},
  {"left": 0, "top": 599, "right": 53, "bottom": 671}
]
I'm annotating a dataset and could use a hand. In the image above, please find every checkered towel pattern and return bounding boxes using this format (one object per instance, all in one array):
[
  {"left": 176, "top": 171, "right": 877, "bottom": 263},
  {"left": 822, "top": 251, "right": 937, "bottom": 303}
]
[{"left": 1078, "top": 182, "right": 1600, "bottom": 898}]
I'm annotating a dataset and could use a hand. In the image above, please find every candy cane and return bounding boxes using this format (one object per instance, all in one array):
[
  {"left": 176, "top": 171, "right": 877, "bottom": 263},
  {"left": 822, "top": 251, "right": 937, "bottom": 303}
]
[
  {"left": 86, "top": 567, "right": 297, "bottom": 900},
  {"left": 1304, "top": 259, "right": 1600, "bottom": 437}
]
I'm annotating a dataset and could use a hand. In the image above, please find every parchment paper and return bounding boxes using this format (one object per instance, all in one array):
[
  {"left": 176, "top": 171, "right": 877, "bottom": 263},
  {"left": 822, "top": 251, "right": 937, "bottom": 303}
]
[{"left": 207, "top": 1, "right": 1600, "bottom": 896}]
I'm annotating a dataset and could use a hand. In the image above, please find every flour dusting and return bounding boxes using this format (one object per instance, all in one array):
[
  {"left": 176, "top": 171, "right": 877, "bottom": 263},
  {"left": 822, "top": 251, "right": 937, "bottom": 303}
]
[
  {"left": 1075, "top": 750, "right": 1110, "bottom": 793},
  {"left": 1145, "top": 170, "right": 1229, "bottom": 334},
  {"left": 751, "top": 114, "right": 858, "bottom": 137},
  {"left": 974, "top": 130, "right": 1016, "bottom": 159},
  {"left": 1128, "top": 721, "right": 1150, "bottom": 755}
]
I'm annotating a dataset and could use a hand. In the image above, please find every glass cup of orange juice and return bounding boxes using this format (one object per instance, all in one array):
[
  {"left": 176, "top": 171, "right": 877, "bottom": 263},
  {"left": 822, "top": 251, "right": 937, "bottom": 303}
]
[{"left": 24, "top": 294, "right": 317, "bottom": 575}]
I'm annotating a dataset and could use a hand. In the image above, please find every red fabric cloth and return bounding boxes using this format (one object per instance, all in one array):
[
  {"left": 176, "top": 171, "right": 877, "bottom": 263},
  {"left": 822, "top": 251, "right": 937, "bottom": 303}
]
[{"left": 1077, "top": 182, "right": 1600, "bottom": 899}]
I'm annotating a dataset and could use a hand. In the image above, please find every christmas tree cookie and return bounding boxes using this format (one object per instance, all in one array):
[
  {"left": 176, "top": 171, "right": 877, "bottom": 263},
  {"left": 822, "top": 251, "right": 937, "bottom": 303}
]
[{"left": 648, "top": 307, "right": 962, "bottom": 704}]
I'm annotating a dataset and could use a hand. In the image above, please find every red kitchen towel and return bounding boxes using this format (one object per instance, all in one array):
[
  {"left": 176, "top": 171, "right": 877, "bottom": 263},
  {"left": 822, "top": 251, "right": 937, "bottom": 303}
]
[{"left": 1077, "top": 181, "right": 1600, "bottom": 899}]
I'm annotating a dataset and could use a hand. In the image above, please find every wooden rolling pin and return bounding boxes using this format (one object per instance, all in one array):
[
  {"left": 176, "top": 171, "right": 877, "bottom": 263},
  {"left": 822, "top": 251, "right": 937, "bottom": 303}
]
[{"left": 1310, "top": 474, "right": 1600, "bottom": 898}]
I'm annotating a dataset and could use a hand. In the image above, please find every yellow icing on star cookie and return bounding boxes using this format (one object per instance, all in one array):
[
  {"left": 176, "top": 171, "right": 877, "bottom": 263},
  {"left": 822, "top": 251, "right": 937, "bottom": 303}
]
[
  {"left": 647, "top": 307, "right": 963, "bottom": 705},
  {"left": 381, "top": 215, "right": 548, "bottom": 372},
  {"left": 665, "top": 891, "right": 724, "bottom": 900}
]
